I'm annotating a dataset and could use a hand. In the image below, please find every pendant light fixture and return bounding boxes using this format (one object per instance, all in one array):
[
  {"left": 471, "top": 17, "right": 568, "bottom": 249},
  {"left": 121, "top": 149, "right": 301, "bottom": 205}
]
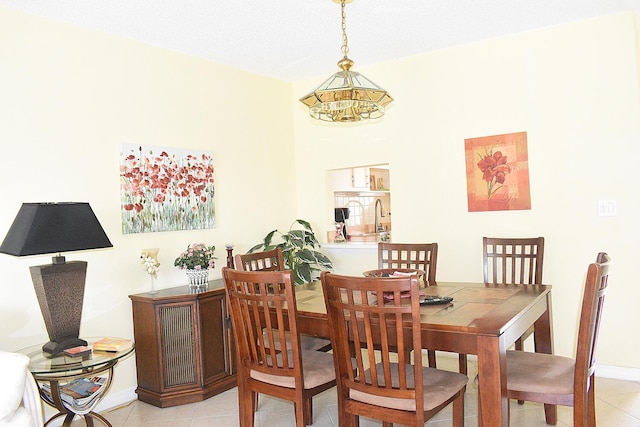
[{"left": 299, "top": 0, "right": 393, "bottom": 122}]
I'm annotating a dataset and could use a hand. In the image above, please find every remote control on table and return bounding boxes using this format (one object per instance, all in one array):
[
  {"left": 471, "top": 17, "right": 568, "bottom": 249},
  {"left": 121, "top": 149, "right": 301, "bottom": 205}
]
[{"left": 419, "top": 296, "right": 453, "bottom": 305}]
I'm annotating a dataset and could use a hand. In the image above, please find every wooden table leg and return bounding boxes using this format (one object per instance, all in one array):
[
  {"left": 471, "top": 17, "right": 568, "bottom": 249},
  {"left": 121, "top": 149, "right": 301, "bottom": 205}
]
[
  {"left": 477, "top": 334, "right": 509, "bottom": 427},
  {"left": 534, "top": 293, "right": 557, "bottom": 425}
]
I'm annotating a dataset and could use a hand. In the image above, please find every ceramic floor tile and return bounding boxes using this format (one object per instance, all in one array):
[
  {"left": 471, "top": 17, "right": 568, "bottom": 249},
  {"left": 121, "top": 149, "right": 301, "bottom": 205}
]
[
  {"left": 193, "top": 388, "right": 239, "bottom": 418},
  {"left": 191, "top": 413, "right": 242, "bottom": 427},
  {"left": 87, "top": 359, "right": 640, "bottom": 427},
  {"left": 126, "top": 400, "right": 196, "bottom": 423},
  {"left": 592, "top": 399, "right": 640, "bottom": 427}
]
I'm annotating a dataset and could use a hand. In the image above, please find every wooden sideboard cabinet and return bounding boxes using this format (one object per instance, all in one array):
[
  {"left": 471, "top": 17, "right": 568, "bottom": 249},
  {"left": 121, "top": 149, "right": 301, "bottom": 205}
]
[{"left": 129, "top": 279, "right": 236, "bottom": 407}]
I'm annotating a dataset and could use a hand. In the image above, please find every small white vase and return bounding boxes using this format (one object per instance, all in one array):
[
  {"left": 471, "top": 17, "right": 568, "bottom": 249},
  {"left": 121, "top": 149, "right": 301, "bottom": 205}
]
[
  {"left": 186, "top": 269, "right": 209, "bottom": 287},
  {"left": 148, "top": 275, "right": 159, "bottom": 295}
]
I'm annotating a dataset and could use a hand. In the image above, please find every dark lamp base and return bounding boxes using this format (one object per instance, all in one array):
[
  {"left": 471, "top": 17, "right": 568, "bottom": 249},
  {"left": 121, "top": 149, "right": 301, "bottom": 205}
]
[{"left": 42, "top": 337, "right": 88, "bottom": 355}]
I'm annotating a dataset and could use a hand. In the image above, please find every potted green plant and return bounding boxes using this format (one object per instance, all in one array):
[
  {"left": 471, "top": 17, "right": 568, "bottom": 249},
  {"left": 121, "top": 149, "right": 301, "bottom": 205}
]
[{"left": 248, "top": 219, "right": 333, "bottom": 285}]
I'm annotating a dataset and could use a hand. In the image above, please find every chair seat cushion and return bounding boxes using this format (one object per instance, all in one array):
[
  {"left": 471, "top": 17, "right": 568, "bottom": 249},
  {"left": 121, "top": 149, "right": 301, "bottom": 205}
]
[
  {"left": 506, "top": 350, "right": 575, "bottom": 397},
  {"left": 350, "top": 363, "right": 468, "bottom": 411},
  {"left": 250, "top": 349, "right": 335, "bottom": 389}
]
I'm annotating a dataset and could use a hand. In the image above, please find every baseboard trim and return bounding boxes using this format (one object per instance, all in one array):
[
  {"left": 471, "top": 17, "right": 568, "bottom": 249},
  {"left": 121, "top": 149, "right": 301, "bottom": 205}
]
[
  {"left": 596, "top": 364, "right": 640, "bottom": 382},
  {"left": 45, "top": 388, "right": 138, "bottom": 427},
  {"left": 95, "top": 387, "right": 138, "bottom": 412}
]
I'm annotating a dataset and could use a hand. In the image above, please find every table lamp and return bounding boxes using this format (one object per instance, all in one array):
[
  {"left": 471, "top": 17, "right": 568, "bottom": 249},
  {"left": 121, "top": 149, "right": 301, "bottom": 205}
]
[{"left": 0, "top": 202, "right": 113, "bottom": 354}]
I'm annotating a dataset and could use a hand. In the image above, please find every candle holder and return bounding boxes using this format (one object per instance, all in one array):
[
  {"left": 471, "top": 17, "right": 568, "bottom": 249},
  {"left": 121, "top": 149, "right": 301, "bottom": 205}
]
[{"left": 225, "top": 244, "right": 235, "bottom": 268}]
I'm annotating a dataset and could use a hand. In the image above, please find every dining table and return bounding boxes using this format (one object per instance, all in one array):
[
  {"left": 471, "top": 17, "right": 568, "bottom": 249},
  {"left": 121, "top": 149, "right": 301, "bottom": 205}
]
[{"left": 292, "top": 279, "right": 555, "bottom": 427}]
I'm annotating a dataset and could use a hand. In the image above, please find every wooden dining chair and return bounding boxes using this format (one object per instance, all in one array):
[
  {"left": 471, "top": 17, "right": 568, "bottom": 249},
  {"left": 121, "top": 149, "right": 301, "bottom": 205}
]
[
  {"left": 483, "top": 237, "right": 545, "bottom": 286},
  {"left": 235, "top": 247, "right": 284, "bottom": 272},
  {"left": 321, "top": 271, "right": 467, "bottom": 427},
  {"left": 377, "top": 242, "right": 440, "bottom": 369},
  {"left": 480, "top": 237, "right": 545, "bottom": 379},
  {"left": 235, "top": 248, "right": 331, "bottom": 352},
  {"left": 490, "top": 252, "right": 610, "bottom": 426},
  {"left": 378, "top": 242, "right": 438, "bottom": 286},
  {"left": 455, "top": 237, "right": 546, "bottom": 378},
  {"left": 222, "top": 267, "right": 336, "bottom": 427}
]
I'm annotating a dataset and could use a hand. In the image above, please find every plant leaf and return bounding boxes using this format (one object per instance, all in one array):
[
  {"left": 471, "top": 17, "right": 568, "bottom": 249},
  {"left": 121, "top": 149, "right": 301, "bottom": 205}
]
[
  {"left": 295, "top": 263, "right": 313, "bottom": 285},
  {"left": 263, "top": 230, "right": 277, "bottom": 248},
  {"left": 288, "top": 230, "right": 306, "bottom": 248},
  {"left": 314, "top": 251, "right": 333, "bottom": 269},
  {"left": 294, "top": 219, "right": 313, "bottom": 232},
  {"left": 296, "top": 248, "right": 317, "bottom": 263},
  {"left": 247, "top": 243, "right": 264, "bottom": 253}
]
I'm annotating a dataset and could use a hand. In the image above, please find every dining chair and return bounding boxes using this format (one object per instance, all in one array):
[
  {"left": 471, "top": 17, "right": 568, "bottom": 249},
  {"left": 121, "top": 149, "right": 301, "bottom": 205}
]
[
  {"left": 235, "top": 248, "right": 284, "bottom": 272},
  {"left": 321, "top": 271, "right": 467, "bottom": 427},
  {"left": 478, "top": 252, "right": 611, "bottom": 426},
  {"left": 222, "top": 267, "right": 336, "bottom": 427},
  {"left": 455, "top": 237, "right": 545, "bottom": 378},
  {"left": 479, "top": 237, "right": 546, "bottom": 382},
  {"left": 483, "top": 237, "right": 545, "bottom": 286},
  {"left": 235, "top": 248, "right": 331, "bottom": 352},
  {"left": 376, "top": 242, "right": 440, "bottom": 369},
  {"left": 378, "top": 242, "right": 438, "bottom": 286}
]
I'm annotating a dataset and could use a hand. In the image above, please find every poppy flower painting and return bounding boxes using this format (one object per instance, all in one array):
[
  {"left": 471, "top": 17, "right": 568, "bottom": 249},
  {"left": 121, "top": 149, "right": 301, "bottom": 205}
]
[
  {"left": 120, "top": 144, "right": 215, "bottom": 233},
  {"left": 464, "top": 132, "right": 531, "bottom": 212}
]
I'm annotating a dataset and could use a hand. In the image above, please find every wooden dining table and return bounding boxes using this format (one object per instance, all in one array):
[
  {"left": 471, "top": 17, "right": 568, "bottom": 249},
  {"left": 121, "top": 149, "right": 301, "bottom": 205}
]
[{"left": 292, "top": 280, "right": 555, "bottom": 427}]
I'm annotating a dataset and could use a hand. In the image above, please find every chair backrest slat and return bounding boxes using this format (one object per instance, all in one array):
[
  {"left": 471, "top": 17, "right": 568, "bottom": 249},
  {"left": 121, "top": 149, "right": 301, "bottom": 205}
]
[
  {"left": 378, "top": 243, "right": 438, "bottom": 285},
  {"left": 483, "top": 237, "right": 545, "bottom": 285}
]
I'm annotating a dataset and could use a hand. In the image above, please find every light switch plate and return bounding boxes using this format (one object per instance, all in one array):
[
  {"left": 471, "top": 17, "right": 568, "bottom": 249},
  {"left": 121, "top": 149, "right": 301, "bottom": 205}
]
[{"left": 597, "top": 200, "right": 617, "bottom": 216}]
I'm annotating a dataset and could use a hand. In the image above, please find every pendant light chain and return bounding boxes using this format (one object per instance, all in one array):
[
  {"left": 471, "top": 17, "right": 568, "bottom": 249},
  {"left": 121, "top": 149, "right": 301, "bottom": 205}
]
[{"left": 341, "top": 0, "right": 349, "bottom": 59}]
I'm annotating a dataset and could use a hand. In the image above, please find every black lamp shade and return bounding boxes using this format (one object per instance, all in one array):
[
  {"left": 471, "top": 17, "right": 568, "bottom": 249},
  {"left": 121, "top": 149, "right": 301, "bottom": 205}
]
[
  {"left": 0, "top": 202, "right": 112, "bottom": 256},
  {"left": 0, "top": 202, "right": 112, "bottom": 354}
]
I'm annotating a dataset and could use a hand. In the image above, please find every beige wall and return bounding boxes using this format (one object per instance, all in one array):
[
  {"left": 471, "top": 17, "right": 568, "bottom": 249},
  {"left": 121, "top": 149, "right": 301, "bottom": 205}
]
[
  {"left": 293, "top": 13, "right": 640, "bottom": 368},
  {"left": 0, "top": 7, "right": 297, "bottom": 401},
  {"left": 1, "top": 7, "right": 640, "bottom": 406}
]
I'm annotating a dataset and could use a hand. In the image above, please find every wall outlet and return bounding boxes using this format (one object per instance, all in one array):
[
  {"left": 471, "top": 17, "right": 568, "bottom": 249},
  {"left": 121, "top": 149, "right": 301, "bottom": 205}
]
[{"left": 597, "top": 200, "right": 617, "bottom": 216}]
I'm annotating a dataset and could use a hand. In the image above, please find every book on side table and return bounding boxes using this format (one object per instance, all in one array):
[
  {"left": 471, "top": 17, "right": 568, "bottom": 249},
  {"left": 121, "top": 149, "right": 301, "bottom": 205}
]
[
  {"left": 92, "top": 337, "right": 133, "bottom": 352},
  {"left": 63, "top": 345, "right": 92, "bottom": 358}
]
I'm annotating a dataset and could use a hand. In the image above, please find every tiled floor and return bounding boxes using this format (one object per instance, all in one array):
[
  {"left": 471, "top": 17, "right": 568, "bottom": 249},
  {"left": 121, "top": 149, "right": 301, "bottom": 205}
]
[{"left": 91, "top": 357, "right": 640, "bottom": 427}]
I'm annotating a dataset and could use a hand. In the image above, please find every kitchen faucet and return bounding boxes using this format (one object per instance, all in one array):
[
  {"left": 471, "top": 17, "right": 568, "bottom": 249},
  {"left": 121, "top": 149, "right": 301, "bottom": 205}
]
[{"left": 374, "top": 199, "right": 385, "bottom": 233}]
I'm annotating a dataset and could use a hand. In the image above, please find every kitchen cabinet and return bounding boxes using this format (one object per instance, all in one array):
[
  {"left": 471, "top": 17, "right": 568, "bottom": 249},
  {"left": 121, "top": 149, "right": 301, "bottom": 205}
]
[
  {"left": 351, "top": 167, "right": 370, "bottom": 189},
  {"left": 129, "top": 279, "right": 236, "bottom": 407},
  {"left": 333, "top": 167, "right": 369, "bottom": 191},
  {"left": 333, "top": 166, "right": 391, "bottom": 192}
]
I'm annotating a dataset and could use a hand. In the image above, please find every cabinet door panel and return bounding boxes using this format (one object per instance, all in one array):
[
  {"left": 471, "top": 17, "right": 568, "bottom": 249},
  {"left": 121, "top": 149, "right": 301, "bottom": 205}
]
[
  {"left": 159, "top": 302, "right": 200, "bottom": 388},
  {"left": 199, "top": 293, "right": 228, "bottom": 384}
]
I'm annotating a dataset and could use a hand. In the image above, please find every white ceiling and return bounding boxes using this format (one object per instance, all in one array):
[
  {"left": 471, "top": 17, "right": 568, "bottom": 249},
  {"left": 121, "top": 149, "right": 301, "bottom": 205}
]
[{"left": 1, "top": 0, "right": 639, "bottom": 81}]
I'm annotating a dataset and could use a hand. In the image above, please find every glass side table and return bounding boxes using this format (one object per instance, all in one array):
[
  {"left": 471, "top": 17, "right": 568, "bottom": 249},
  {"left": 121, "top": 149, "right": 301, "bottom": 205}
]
[{"left": 17, "top": 337, "right": 135, "bottom": 427}]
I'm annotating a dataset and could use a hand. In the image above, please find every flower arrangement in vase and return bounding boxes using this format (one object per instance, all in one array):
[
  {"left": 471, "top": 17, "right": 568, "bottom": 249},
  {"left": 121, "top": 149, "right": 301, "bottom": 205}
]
[
  {"left": 174, "top": 243, "right": 216, "bottom": 286},
  {"left": 140, "top": 248, "right": 160, "bottom": 294}
]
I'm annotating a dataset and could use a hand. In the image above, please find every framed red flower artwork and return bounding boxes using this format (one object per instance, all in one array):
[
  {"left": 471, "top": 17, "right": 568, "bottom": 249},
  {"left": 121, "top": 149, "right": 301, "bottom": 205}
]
[
  {"left": 464, "top": 131, "right": 531, "bottom": 212},
  {"left": 120, "top": 144, "right": 215, "bottom": 233}
]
